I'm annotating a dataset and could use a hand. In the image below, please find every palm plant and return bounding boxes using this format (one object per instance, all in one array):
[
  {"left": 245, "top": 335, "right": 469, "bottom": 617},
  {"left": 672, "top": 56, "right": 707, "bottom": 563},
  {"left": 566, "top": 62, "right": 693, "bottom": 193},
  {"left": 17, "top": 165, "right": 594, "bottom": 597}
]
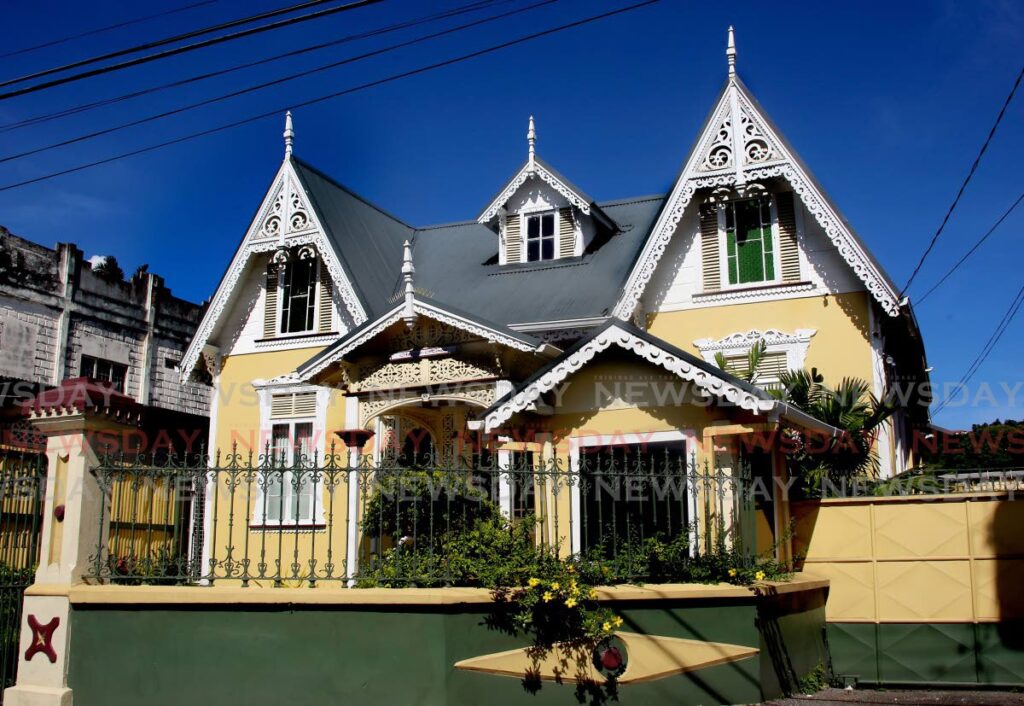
[{"left": 770, "top": 368, "right": 895, "bottom": 482}]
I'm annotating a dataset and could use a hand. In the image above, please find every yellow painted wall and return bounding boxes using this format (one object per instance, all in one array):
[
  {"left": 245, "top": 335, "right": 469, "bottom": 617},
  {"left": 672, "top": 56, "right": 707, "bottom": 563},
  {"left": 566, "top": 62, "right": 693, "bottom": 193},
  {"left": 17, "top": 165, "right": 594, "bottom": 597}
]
[
  {"left": 647, "top": 292, "right": 875, "bottom": 383},
  {"left": 792, "top": 494, "right": 1024, "bottom": 622}
]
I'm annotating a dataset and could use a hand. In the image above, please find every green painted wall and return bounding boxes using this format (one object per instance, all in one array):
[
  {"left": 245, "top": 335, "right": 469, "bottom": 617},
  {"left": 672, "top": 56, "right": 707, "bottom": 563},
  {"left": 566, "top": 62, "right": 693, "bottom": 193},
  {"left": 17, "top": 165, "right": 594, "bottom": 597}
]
[
  {"left": 68, "top": 591, "right": 827, "bottom": 706},
  {"left": 828, "top": 621, "right": 1024, "bottom": 687}
]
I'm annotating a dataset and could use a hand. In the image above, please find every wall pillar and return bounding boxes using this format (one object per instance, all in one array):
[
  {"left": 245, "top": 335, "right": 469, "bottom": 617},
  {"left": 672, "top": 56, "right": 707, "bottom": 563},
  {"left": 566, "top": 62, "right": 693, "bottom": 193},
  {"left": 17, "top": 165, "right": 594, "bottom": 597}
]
[{"left": 5, "top": 381, "right": 142, "bottom": 706}]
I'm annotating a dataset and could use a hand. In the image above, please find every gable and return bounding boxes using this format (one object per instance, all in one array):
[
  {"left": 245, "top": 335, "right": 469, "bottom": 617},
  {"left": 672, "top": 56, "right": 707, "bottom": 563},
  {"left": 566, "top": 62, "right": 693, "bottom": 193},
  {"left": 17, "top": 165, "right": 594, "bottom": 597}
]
[
  {"left": 614, "top": 76, "right": 901, "bottom": 320},
  {"left": 179, "top": 158, "right": 367, "bottom": 379}
]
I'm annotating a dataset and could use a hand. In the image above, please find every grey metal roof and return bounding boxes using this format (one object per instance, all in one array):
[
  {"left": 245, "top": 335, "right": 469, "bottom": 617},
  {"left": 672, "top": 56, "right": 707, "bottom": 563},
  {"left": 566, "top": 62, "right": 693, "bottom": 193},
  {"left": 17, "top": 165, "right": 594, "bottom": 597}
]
[
  {"left": 291, "top": 152, "right": 665, "bottom": 330},
  {"left": 411, "top": 195, "right": 663, "bottom": 326},
  {"left": 292, "top": 157, "right": 413, "bottom": 318}
]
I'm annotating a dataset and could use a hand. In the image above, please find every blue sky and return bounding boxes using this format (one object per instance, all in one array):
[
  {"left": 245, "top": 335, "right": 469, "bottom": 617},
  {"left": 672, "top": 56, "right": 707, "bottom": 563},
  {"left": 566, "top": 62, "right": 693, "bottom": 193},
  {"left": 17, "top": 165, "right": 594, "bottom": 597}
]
[{"left": 0, "top": 0, "right": 1022, "bottom": 429}]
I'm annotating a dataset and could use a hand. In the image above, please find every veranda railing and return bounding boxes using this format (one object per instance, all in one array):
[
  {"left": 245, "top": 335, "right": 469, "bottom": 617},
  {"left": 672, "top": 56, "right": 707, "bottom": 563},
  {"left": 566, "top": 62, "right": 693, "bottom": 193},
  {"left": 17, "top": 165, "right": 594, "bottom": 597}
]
[{"left": 87, "top": 446, "right": 759, "bottom": 587}]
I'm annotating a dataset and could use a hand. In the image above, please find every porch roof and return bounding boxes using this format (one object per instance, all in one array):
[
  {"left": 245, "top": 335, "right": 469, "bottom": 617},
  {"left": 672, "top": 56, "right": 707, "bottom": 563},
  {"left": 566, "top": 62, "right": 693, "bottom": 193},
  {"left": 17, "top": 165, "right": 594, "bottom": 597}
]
[{"left": 471, "top": 320, "right": 840, "bottom": 435}]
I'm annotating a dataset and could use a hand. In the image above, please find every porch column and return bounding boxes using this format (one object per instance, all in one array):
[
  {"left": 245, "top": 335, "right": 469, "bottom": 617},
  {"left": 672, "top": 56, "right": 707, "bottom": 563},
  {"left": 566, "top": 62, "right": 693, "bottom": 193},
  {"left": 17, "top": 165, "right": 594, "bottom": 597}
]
[
  {"left": 5, "top": 380, "right": 142, "bottom": 706},
  {"left": 772, "top": 444, "right": 794, "bottom": 566}
]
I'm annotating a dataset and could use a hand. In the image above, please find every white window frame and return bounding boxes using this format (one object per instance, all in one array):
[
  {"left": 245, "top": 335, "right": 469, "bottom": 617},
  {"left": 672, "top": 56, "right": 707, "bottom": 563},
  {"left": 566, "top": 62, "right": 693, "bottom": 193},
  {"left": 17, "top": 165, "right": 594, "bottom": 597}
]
[
  {"left": 521, "top": 209, "right": 559, "bottom": 264},
  {"left": 277, "top": 255, "right": 322, "bottom": 336},
  {"left": 253, "top": 384, "right": 331, "bottom": 527},
  {"left": 716, "top": 197, "right": 782, "bottom": 290},
  {"left": 567, "top": 430, "right": 696, "bottom": 555},
  {"left": 694, "top": 329, "right": 816, "bottom": 389}
]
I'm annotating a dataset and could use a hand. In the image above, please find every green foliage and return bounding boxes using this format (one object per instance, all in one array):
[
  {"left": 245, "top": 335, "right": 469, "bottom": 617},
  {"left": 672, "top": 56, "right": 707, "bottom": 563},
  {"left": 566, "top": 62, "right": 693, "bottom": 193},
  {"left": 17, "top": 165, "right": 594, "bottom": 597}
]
[
  {"left": 715, "top": 338, "right": 766, "bottom": 383},
  {"left": 795, "top": 662, "right": 828, "bottom": 695},
  {"left": 91, "top": 255, "right": 125, "bottom": 284},
  {"left": 771, "top": 367, "right": 896, "bottom": 486},
  {"left": 917, "top": 418, "right": 1024, "bottom": 470}
]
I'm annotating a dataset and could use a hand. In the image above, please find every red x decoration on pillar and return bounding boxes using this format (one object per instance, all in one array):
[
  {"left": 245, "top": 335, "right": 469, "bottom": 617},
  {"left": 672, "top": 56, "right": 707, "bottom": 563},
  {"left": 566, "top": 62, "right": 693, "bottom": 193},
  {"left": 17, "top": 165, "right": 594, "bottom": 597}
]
[{"left": 24, "top": 615, "right": 59, "bottom": 663}]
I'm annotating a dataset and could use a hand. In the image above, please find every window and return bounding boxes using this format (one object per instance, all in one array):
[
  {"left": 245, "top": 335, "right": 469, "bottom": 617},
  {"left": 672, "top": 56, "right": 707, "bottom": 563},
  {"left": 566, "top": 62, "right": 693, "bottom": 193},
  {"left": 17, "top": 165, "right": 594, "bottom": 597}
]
[
  {"left": 280, "top": 258, "right": 317, "bottom": 334},
  {"left": 260, "top": 421, "right": 318, "bottom": 525},
  {"left": 80, "top": 355, "right": 127, "bottom": 393},
  {"left": 723, "top": 198, "right": 776, "bottom": 286},
  {"left": 525, "top": 212, "right": 556, "bottom": 262},
  {"left": 720, "top": 350, "right": 788, "bottom": 390}
]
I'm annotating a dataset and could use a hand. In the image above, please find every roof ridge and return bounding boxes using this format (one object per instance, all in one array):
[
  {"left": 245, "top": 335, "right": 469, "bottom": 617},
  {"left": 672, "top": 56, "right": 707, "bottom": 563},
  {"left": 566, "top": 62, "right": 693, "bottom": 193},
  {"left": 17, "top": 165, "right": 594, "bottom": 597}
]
[
  {"left": 290, "top": 155, "right": 415, "bottom": 231},
  {"left": 414, "top": 219, "right": 482, "bottom": 232},
  {"left": 597, "top": 194, "right": 665, "bottom": 207}
]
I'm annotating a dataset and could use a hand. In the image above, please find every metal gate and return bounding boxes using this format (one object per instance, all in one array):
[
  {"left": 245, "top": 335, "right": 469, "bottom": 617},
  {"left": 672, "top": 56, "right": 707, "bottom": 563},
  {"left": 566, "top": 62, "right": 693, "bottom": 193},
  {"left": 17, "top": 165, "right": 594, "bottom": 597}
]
[{"left": 0, "top": 451, "right": 45, "bottom": 693}]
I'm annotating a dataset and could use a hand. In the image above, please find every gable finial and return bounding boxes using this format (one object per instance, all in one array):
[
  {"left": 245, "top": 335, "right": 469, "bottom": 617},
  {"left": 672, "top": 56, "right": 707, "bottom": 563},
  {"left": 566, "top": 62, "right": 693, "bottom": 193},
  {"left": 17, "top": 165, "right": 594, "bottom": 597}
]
[
  {"left": 726, "top": 26, "right": 736, "bottom": 78},
  {"left": 527, "top": 115, "right": 536, "bottom": 166},
  {"left": 283, "top": 111, "right": 294, "bottom": 158},
  {"left": 402, "top": 239, "right": 416, "bottom": 330}
]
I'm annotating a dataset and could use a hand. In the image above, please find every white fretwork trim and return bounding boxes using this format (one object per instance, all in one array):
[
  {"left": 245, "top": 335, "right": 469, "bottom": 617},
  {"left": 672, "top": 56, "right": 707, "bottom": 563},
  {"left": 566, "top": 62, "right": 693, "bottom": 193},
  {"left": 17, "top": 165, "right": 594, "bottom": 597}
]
[
  {"left": 180, "top": 159, "right": 368, "bottom": 380},
  {"left": 299, "top": 299, "right": 547, "bottom": 381},
  {"left": 478, "top": 160, "right": 591, "bottom": 224},
  {"left": 479, "top": 323, "right": 775, "bottom": 432},
  {"left": 689, "top": 281, "right": 815, "bottom": 306},
  {"left": 613, "top": 78, "right": 900, "bottom": 321},
  {"left": 693, "top": 328, "right": 816, "bottom": 372}
]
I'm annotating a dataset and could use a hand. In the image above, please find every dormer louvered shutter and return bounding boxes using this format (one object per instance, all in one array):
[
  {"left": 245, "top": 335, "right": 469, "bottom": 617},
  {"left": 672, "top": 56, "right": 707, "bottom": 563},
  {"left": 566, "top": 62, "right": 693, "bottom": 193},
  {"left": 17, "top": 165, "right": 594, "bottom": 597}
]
[
  {"left": 317, "top": 260, "right": 332, "bottom": 333},
  {"left": 505, "top": 214, "right": 521, "bottom": 263},
  {"left": 776, "top": 192, "right": 800, "bottom": 282},
  {"left": 558, "top": 207, "right": 575, "bottom": 257},
  {"left": 270, "top": 391, "right": 317, "bottom": 419},
  {"left": 700, "top": 204, "right": 721, "bottom": 292},
  {"left": 263, "top": 263, "right": 279, "bottom": 338}
]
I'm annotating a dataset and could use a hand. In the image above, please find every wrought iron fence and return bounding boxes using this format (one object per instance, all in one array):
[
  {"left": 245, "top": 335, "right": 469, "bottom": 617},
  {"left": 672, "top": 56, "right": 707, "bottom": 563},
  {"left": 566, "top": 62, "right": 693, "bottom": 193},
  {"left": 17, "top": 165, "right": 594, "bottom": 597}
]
[
  {"left": 0, "top": 450, "right": 46, "bottom": 691},
  {"left": 87, "top": 445, "right": 761, "bottom": 588}
]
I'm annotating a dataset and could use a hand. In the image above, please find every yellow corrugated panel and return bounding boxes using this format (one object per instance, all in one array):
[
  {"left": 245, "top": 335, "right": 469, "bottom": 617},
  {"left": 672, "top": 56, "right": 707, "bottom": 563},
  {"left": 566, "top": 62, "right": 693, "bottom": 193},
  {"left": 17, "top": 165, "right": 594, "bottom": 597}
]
[
  {"left": 809, "top": 562, "right": 876, "bottom": 622},
  {"left": 793, "top": 502, "right": 872, "bottom": 561},
  {"left": 873, "top": 501, "right": 969, "bottom": 559},
  {"left": 968, "top": 499, "right": 1024, "bottom": 558},
  {"left": 876, "top": 560, "right": 973, "bottom": 622},
  {"left": 973, "top": 558, "right": 1024, "bottom": 621}
]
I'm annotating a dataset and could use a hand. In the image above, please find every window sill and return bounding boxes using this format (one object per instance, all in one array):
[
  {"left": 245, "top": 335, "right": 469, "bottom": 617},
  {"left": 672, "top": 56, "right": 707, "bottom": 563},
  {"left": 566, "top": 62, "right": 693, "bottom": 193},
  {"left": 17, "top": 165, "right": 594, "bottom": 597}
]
[
  {"left": 695, "top": 281, "right": 814, "bottom": 300},
  {"left": 256, "top": 332, "right": 338, "bottom": 344},
  {"left": 248, "top": 523, "right": 326, "bottom": 531}
]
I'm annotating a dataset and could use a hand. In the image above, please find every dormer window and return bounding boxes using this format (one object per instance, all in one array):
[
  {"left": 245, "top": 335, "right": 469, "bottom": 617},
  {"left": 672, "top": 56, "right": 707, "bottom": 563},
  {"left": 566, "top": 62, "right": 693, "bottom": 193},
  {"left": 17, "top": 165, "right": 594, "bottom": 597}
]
[
  {"left": 525, "top": 212, "right": 556, "bottom": 262},
  {"left": 281, "top": 256, "right": 318, "bottom": 334},
  {"left": 721, "top": 197, "right": 778, "bottom": 287}
]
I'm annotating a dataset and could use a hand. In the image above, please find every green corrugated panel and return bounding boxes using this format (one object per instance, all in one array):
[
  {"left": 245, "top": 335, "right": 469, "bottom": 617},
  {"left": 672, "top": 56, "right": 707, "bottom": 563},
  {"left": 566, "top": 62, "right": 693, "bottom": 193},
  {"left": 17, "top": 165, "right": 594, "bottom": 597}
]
[
  {"left": 975, "top": 621, "right": 1024, "bottom": 686},
  {"left": 877, "top": 623, "right": 976, "bottom": 684},
  {"left": 826, "top": 623, "right": 878, "bottom": 684}
]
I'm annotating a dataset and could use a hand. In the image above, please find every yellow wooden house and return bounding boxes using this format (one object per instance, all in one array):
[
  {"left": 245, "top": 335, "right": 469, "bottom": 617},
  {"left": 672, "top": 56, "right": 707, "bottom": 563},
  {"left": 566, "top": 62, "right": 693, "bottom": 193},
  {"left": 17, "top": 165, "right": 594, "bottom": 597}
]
[{"left": 175, "top": 32, "right": 929, "bottom": 584}]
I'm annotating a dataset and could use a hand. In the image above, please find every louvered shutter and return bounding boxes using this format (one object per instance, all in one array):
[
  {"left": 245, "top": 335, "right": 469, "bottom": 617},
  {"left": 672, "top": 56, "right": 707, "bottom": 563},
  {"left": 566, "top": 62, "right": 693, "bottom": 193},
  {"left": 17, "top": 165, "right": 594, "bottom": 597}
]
[
  {"left": 317, "top": 260, "right": 332, "bottom": 333},
  {"left": 700, "top": 205, "right": 721, "bottom": 292},
  {"left": 263, "top": 263, "right": 279, "bottom": 338},
  {"left": 558, "top": 207, "right": 575, "bottom": 257},
  {"left": 270, "top": 391, "right": 318, "bottom": 419},
  {"left": 505, "top": 214, "right": 521, "bottom": 263},
  {"left": 776, "top": 192, "right": 800, "bottom": 282}
]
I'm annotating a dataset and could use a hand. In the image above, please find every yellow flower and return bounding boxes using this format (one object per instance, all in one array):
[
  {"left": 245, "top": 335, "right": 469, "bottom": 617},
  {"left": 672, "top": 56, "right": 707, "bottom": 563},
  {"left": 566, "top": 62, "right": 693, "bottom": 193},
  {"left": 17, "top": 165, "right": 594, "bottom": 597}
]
[
  {"left": 565, "top": 597, "right": 578, "bottom": 608},
  {"left": 566, "top": 565, "right": 575, "bottom": 574},
  {"left": 601, "top": 566, "right": 610, "bottom": 575},
  {"left": 588, "top": 588, "right": 598, "bottom": 600},
  {"left": 569, "top": 580, "right": 579, "bottom": 593},
  {"left": 612, "top": 616, "right": 624, "bottom": 628},
  {"left": 542, "top": 591, "right": 553, "bottom": 602},
  {"left": 755, "top": 571, "right": 766, "bottom": 581},
  {"left": 527, "top": 577, "right": 540, "bottom": 588},
  {"left": 728, "top": 568, "right": 737, "bottom": 578},
  {"left": 602, "top": 621, "right": 612, "bottom": 633},
  {"left": 550, "top": 582, "right": 560, "bottom": 591}
]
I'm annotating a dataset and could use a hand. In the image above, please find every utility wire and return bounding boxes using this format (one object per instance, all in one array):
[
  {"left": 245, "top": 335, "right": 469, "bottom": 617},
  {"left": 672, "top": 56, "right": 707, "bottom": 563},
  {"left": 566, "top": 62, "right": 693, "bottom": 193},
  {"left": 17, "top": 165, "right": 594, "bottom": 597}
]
[
  {"left": 0, "top": 0, "right": 502, "bottom": 133},
  {"left": 0, "top": 0, "right": 555, "bottom": 164},
  {"left": 0, "top": 1, "right": 219, "bottom": 59},
  {"left": 0, "top": 0, "right": 385, "bottom": 101},
  {"left": 0, "top": 0, "right": 662, "bottom": 193},
  {"left": 917, "top": 190, "right": 1024, "bottom": 305},
  {"left": 900, "top": 63, "right": 1024, "bottom": 297},
  {"left": 933, "top": 279, "right": 1024, "bottom": 414}
]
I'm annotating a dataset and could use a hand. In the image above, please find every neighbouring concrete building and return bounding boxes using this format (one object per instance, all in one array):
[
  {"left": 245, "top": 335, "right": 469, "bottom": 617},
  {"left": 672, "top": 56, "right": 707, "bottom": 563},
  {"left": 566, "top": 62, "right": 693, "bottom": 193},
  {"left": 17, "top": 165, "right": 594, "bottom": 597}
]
[{"left": 0, "top": 226, "right": 210, "bottom": 450}]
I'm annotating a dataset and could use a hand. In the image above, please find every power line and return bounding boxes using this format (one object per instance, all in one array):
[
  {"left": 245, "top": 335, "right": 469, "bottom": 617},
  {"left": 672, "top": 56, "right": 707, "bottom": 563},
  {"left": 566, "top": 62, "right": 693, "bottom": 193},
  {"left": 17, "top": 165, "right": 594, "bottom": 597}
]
[
  {"left": 933, "top": 279, "right": 1024, "bottom": 414},
  {"left": 900, "top": 63, "right": 1024, "bottom": 297},
  {"left": 0, "top": 1, "right": 220, "bottom": 60},
  {"left": 0, "top": 0, "right": 662, "bottom": 193},
  {"left": 0, "top": 0, "right": 503, "bottom": 133},
  {"left": 0, "top": 0, "right": 555, "bottom": 165},
  {"left": 917, "top": 190, "right": 1024, "bottom": 305},
  {"left": 0, "top": 0, "right": 386, "bottom": 101}
]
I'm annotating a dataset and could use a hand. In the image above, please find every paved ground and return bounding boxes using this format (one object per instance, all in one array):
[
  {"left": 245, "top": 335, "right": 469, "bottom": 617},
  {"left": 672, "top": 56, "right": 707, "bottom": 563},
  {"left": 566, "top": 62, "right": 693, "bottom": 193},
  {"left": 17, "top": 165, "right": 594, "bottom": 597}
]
[{"left": 763, "top": 688, "right": 1024, "bottom": 705}]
